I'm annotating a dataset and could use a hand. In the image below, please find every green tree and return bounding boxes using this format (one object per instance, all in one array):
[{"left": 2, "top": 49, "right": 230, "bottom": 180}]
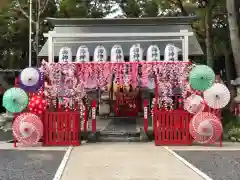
[{"left": 58, "top": 0, "right": 112, "bottom": 18}]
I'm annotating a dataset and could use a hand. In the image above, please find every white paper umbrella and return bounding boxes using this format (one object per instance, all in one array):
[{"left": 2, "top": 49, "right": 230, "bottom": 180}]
[
  {"left": 12, "top": 113, "right": 43, "bottom": 146},
  {"left": 189, "top": 112, "right": 222, "bottom": 144},
  {"left": 203, "top": 83, "right": 230, "bottom": 109},
  {"left": 19, "top": 67, "right": 43, "bottom": 92},
  {"left": 184, "top": 94, "right": 205, "bottom": 114},
  {"left": 20, "top": 67, "right": 40, "bottom": 86}
]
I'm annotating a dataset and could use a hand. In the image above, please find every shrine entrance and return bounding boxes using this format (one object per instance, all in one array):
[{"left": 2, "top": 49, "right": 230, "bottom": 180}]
[{"left": 39, "top": 17, "right": 203, "bottom": 144}]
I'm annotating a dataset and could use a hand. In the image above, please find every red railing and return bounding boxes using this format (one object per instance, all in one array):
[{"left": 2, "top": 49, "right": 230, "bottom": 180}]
[
  {"left": 42, "top": 111, "right": 80, "bottom": 146},
  {"left": 154, "top": 110, "right": 193, "bottom": 145}
]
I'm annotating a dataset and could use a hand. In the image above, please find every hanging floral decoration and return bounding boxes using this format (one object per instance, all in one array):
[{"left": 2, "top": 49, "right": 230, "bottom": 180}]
[
  {"left": 40, "top": 61, "right": 86, "bottom": 109},
  {"left": 154, "top": 62, "right": 191, "bottom": 109},
  {"left": 41, "top": 60, "right": 191, "bottom": 109}
]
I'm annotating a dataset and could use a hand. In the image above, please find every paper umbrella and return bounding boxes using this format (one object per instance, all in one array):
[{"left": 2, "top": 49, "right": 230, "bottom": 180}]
[
  {"left": 203, "top": 83, "right": 230, "bottom": 109},
  {"left": 28, "top": 95, "right": 47, "bottom": 115},
  {"left": 189, "top": 112, "right": 222, "bottom": 144},
  {"left": 184, "top": 94, "right": 205, "bottom": 114},
  {"left": 189, "top": 65, "right": 215, "bottom": 91},
  {"left": 2, "top": 88, "right": 28, "bottom": 113},
  {"left": 12, "top": 112, "right": 43, "bottom": 146},
  {"left": 19, "top": 67, "right": 43, "bottom": 92}
]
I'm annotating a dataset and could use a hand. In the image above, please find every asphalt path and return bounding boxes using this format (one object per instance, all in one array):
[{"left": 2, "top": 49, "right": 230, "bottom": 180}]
[
  {"left": 175, "top": 150, "right": 240, "bottom": 180},
  {"left": 0, "top": 149, "right": 65, "bottom": 180}
]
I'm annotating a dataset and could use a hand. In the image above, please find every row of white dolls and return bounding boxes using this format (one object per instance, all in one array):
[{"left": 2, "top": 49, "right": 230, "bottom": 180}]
[{"left": 59, "top": 43, "right": 181, "bottom": 62}]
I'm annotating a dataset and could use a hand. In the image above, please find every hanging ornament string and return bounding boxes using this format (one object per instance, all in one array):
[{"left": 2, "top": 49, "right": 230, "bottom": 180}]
[
  {"left": 141, "top": 63, "right": 148, "bottom": 87},
  {"left": 131, "top": 62, "right": 138, "bottom": 88},
  {"left": 119, "top": 63, "right": 124, "bottom": 85}
]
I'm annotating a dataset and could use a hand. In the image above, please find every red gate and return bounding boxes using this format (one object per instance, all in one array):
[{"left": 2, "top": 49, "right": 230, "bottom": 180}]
[
  {"left": 154, "top": 110, "right": 193, "bottom": 145},
  {"left": 43, "top": 111, "right": 80, "bottom": 146}
]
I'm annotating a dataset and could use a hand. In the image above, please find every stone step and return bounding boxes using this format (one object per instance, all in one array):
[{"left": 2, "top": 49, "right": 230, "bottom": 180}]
[
  {"left": 99, "top": 134, "right": 140, "bottom": 142},
  {"left": 100, "top": 131, "right": 140, "bottom": 136},
  {"left": 99, "top": 130, "right": 141, "bottom": 142}
]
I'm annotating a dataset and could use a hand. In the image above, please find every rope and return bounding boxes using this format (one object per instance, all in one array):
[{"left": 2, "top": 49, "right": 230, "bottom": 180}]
[{"left": 0, "top": 68, "right": 22, "bottom": 72}]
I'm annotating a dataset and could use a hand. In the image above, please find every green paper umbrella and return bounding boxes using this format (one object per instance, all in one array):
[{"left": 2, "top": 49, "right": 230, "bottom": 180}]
[
  {"left": 189, "top": 65, "right": 215, "bottom": 91},
  {"left": 2, "top": 88, "right": 28, "bottom": 113}
]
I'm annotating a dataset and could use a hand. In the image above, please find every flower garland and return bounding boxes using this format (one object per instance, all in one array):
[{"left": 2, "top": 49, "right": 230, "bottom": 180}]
[
  {"left": 153, "top": 63, "right": 191, "bottom": 110},
  {"left": 41, "top": 61, "right": 191, "bottom": 110}
]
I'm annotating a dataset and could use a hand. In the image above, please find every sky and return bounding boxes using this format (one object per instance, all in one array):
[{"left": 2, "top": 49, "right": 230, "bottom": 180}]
[{"left": 104, "top": 4, "right": 124, "bottom": 18}]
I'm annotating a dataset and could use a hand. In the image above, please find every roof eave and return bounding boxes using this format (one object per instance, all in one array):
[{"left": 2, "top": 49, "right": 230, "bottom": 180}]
[{"left": 46, "top": 16, "right": 199, "bottom": 27}]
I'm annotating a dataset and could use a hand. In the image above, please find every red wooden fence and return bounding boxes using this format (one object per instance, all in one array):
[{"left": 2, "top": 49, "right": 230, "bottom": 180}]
[
  {"left": 43, "top": 111, "right": 80, "bottom": 146},
  {"left": 154, "top": 110, "right": 193, "bottom": 145}
]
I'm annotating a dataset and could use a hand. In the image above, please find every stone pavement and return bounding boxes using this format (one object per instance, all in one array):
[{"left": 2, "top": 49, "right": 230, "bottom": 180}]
[{"left": 60, "top": 142, "right": 205, "bottom": 180}]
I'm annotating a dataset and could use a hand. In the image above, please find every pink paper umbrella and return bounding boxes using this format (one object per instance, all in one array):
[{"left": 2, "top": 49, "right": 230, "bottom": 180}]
[
  {"left": 189, "top": 112, "right": 222, "bottom": 144},
  {"left": 12, "top": 113, "right": 43, "bottom": 146},
  {"left": 184, "top": 94, "right": 205, "bottom": 114}
]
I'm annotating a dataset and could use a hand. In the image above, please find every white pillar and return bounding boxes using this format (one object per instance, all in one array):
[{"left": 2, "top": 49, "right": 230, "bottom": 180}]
[
  {"left": 48, "top": 33, "right": 53, "bottom": 63},
  {"left": 28, "top": 0, "right": 32, "bottom": 67},
  {"left": 180, "top": 30, "right": 189, "bottom": 61}
]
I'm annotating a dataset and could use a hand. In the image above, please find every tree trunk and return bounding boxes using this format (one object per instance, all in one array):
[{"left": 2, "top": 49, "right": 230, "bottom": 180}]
[
  {"left": 226, "top": 0, "right": 240, "bottom": 77},
  {"left": 224, "top": 49, "right": 236, "bottom": 96},
  {"left": 205, "top": 8, "right": 214, "bottom": 68}
]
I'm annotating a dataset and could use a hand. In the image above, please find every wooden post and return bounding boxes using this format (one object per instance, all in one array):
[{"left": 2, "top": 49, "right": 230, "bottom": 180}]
[
  {"left": 91, "top": 100, "right": 97, "bottom": 133},
  {"left": 153, "top": 74, "right": 159, "bottom": 142},
  {"left": 143, "top": 99, "right": 148, "bottom": 132},
  {"left": 83, "top": 103, "right": 88, "bottom": 133}
]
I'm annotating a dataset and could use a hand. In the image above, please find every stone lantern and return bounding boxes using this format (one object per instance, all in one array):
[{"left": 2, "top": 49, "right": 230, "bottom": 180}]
[{"left": 231, "top": 77, "right": 240, "bottom": 103}]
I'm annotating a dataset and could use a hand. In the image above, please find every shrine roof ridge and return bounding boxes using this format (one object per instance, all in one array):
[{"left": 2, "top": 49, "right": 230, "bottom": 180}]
[{"left": 46, "top": 16, "right": 199, "bottom": 26}]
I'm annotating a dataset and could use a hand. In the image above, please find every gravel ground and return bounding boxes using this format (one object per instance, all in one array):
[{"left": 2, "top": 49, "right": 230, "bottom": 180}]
[
  {"left": 175, "top": 151, "right": 240, "bottom": 180},
  {"left": 0, "top": 150, "right": 65, "bottom": 180},
  {"left": 0, "top": 131, "right": 13, "bottom": 141}
]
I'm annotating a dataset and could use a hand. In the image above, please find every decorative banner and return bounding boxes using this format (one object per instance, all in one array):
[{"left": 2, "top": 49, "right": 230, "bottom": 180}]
[
  {"left": 164, "top": 44, "right": 180, "bottom": 61},
  {"left": 189, "top": 65, "right": 215, "bottom": 91},
  {"left": 19, "top": 67, "right": 43, "bottom": 92},
  {"left": 76, "top": 45, "right": 90, "bottom": 62},
  {"left": 203, "top": 83, "right": 230, "bottom": 109},
  {"left": 129, "top": 44, "right": 143, "bottom": 61},
  {"left": 59, "top": 47, "right": 72, "bottom": 62},
  {"left": 189, "top": 112, "right": 222, "bottom": 144},
  {"left": 28, "top": 95, "right": 47, "bottom": 115},
  {"left": 147, "top": 45, "right": 160, "bottom": 61},
  {"left": 2, "top": 88, "right": 28, "bottom": 113},
  {"left": 184, "top": 94, "right": 205, "bottom": 114},
  {"left": 111, "top": 44, "right": 124, "bottom": 62},
  {"left": 12, "top": 112, "right": 43, "bottom": 146},
  {"left": 94, "top": 45, "right": 107, "bottom": 62}
]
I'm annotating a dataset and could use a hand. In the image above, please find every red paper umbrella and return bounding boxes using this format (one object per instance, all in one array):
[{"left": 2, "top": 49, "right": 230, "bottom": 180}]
[
  {"left": 28, "top": 95, "right": 47, "bottom": 115},
  {"left": 184, "top": 94, "right": 205, "bottom": 114},
  {"left": 189, "top": 112, "right": 222, "bottom": 144},
  {"left": 12, "top": 113, "right": 43, "bottom": 146}
]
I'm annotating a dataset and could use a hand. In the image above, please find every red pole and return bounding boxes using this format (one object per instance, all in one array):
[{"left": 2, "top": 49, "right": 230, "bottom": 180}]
[
  {"left": 143, "top": 99, "right": 148, "bottom": 132},
  {"left": 91, "top": 100, "right": 97, "bottom": 133},
  {"left": 153, "top": 75, "right": 159, "bottom": 139},
  {"left": 83, "top": 103, "right": 88, "bottom": 133}
]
